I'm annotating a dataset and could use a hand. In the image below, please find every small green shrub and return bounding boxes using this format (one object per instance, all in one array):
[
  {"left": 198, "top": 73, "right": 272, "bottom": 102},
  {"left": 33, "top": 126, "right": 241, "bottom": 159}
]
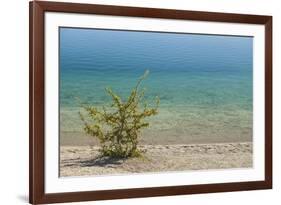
[{"left": 79, "top": 70, "right": 159, "bottom": 158}]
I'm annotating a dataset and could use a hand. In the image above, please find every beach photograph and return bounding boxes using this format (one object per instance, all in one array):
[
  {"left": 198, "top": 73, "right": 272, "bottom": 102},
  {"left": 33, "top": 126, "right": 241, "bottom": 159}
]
[{"left": 59, "top": 27, "right": 253, "bottom": 177}]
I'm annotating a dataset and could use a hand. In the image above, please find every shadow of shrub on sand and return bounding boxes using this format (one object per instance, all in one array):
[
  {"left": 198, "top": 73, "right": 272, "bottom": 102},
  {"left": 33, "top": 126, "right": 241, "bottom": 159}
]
[{"left": 78, "top": 156, "right": 125, "bottom": 168}]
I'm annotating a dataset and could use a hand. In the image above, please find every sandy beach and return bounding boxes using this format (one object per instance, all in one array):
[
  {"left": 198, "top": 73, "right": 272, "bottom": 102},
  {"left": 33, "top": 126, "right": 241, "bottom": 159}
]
[{"left": 60, "top": 142, "right": 252, "bottom": 177}]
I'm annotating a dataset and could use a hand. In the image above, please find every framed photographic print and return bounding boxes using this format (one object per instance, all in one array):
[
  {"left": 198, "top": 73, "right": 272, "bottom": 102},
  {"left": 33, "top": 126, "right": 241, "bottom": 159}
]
[{"left": 29, "top": 1, "right": 272, "bottom": 204}]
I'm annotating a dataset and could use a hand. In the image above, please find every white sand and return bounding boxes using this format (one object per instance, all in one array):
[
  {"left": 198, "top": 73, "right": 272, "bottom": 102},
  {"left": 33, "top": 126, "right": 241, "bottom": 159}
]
[{"left": 60, "top": 142, "right": 252, "bottom": 177}]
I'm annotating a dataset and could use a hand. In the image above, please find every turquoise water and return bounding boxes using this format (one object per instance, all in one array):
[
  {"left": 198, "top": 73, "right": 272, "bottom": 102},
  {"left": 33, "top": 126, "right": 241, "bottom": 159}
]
[{"left": 59, "top": 27, "right": 253, "bottom": 145}]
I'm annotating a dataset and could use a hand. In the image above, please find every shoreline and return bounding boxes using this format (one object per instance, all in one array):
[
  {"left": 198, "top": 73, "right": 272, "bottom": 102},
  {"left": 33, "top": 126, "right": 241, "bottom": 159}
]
[
  {"left": 60, "top": 131, "right": 252, "bottom": 146},
  {"left": 60, "top": 142, "right": 252, "bottom": 177}
]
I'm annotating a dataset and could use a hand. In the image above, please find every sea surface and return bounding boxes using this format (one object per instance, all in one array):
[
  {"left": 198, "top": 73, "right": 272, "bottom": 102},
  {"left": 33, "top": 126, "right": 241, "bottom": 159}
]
[{"left": 59, "top": 27, "right": 253, "bottom": 145}]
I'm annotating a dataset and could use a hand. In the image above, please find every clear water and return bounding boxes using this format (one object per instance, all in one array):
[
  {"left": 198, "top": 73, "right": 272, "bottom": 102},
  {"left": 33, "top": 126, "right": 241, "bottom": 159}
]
[{"left": 59, "top": 27, "right": 253, "bottom": 145}]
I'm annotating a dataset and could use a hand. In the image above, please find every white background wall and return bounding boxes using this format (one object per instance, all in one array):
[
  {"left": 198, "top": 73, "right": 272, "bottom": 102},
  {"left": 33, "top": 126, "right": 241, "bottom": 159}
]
[{"left": 0, "top": 0, "right": 280, "bottom": 204}]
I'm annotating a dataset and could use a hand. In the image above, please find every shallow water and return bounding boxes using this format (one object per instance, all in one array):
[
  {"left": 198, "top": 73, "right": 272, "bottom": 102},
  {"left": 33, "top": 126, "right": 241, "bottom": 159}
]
[{"left": 59, "top": 28, "right": 253, "bottom": 145}]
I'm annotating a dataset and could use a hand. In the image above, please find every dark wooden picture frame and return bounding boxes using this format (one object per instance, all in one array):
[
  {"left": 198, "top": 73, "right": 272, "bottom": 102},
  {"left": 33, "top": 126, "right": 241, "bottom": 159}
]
[{"left": 29, "top": 1, "right": 272, "bottom": 204}]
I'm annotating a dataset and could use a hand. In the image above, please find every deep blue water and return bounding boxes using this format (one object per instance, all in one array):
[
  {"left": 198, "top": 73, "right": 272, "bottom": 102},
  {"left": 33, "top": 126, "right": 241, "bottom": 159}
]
[{"left": 59, "top": 27, "right": 253, "bottom": 143}]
